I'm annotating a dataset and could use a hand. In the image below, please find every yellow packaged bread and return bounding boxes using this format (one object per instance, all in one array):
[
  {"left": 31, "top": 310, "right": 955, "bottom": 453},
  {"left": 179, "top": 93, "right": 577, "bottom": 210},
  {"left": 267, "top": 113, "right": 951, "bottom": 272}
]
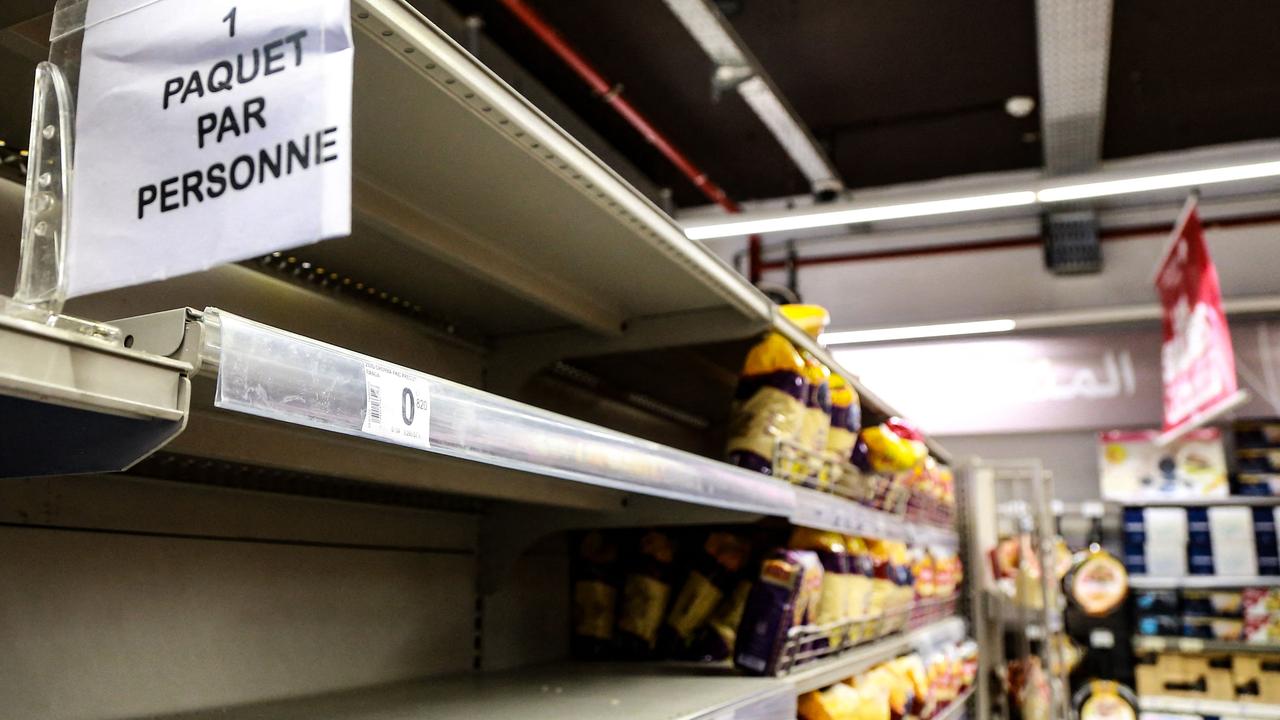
[
  {"left": 726, "top": 333, "right": 808, "bottom": 474},
  {"left": 799, "top": 683, "right": 861, "bottom": 720},
  {"left": 851, "top": 675, "right": 892, "bottom": 720},
  {"left": 827, "top": 374, "right": 862, "bottom": 462},
  {"left": 780, "top": 303, "right": 831, "bottom": 339},
  {"left": 843, "top": 535, "right": 875, "bottom": 635},
  {"left": 864, "top": 539, "right": 897, "bottom": 640},
  {"left": 794, "top": 351, "right": 833, "bottom": 458},
  {"left": 790, "top": 528, "right": 851, "bottom": 648}
]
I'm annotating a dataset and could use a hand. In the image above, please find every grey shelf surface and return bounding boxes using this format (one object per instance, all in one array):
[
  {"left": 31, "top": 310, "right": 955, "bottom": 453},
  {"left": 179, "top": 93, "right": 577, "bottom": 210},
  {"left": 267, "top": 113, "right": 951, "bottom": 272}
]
[
  {"left": 1133, "top": 636, "right": 1280, "bottom": 654},
  {"left": 1140, "top": 695, "right": 1280, "bottom": 719},
  {"left": 1130, "top": 576, "right": 1280, "bottom": 589},
  {"left": 1110, "top": 495, "right": 1280, "bottom": 507},
  {"left": 147, "top": 662, "right": 795, "bottom": 720},
  {"left": 143, "top": 622, "right": 970, "bottom": 719}
]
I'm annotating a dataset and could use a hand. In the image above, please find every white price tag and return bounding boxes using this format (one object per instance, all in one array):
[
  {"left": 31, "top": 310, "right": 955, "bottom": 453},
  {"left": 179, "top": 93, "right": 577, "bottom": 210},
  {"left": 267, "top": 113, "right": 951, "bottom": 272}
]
[
  {"left": 362, "top": 365, "right": 432, "bottom": 450},
  {"left": 67, "top": 0, "right": 352, "bottom": 296}
]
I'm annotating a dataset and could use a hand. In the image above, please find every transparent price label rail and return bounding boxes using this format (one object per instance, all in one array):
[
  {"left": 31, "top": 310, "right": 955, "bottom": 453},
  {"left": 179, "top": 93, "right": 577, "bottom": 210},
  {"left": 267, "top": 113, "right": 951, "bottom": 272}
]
[{"left": 208, "top": 309, "right": 796, "bottom": 515}]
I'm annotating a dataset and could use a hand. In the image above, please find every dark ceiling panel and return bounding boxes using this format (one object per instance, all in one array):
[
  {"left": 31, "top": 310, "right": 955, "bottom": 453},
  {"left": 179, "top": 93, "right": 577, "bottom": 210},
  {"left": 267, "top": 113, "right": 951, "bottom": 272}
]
[
  {"left": 442, "top": 0, "right": 1042, "bottom": 206},
  {"left": 1106, "top": 0, "right": 1280, "bottom": 159},
  {"left": 439, "top": 0, "right": 807, "bottom": 207}
]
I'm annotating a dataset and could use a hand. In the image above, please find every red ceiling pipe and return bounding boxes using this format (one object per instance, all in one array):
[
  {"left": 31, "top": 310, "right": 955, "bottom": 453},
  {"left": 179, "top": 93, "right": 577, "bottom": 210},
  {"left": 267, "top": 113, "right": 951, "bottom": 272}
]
[{"left": 497, "top": 0, "right": 764, "bottom": 282}]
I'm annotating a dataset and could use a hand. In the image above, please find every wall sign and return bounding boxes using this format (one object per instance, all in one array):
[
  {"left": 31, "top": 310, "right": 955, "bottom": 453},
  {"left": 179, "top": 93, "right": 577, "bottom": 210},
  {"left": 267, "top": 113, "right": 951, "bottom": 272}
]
[
  {"left": 1154, "top": 196, "right": 1245, "bottom": 441},
  {"left": 65, "top": 0, "right": 352, "bottom": 297}
]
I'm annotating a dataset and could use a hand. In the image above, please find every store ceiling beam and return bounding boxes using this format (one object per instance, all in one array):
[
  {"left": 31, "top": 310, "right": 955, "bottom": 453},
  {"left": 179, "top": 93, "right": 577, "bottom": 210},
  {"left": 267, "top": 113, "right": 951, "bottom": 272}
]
[
  {"left": 1035, "top": 0, "right": 1113, "bottom": 175},
  {"left": 661, "top": 0, "right": 843, "bottom": 194}
]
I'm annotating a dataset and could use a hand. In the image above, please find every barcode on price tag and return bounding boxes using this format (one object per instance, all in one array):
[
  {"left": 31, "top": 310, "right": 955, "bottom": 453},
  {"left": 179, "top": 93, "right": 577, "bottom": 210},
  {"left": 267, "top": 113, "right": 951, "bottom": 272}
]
[{"left": 362, "top": 364, "right": 432, "bottom": 450}]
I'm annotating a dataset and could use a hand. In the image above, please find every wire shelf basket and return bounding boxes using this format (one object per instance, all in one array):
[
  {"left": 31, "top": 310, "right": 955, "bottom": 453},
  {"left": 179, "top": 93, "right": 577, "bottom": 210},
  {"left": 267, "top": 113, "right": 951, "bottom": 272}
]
[
  {"left": 774, "top": 594, "right": 960, "bottom": 676},
  {"left": 772, "top": 439, "right": 954, "bottom": 529}
]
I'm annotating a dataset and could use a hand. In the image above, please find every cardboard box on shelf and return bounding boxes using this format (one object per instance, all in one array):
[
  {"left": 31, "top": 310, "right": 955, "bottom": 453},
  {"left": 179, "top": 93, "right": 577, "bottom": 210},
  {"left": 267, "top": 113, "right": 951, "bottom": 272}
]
[
  {"left": 1232, "top": 655, "right": 1280, "bottom": 704},
  {"left": 1136, "top": 653, "right": 1235, "bottom": 702},
  {"left": 1099, "top": 429, "right": 1228, "bottom": 500}
]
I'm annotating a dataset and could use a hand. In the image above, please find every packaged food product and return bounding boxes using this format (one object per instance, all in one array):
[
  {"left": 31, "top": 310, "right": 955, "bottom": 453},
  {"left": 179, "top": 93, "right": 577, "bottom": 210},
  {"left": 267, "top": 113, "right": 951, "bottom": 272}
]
[
  {"left": 726, "top": 333, "right": 809, "bottom": 474},
  {"left": 864, "top": 539, "right": 899, "bottom": 639},
  {"left": 790, "top": 528, "right": 851, "bottom": 650},
  {"left": 861, "top": 423, "right": 926, "bottom": 475},
  {"left": 851, "top": 675, "right": 892, "bottom": 720},
  {"left": 795, "top": 352, "right": 833, "bottom": 459},
  {"left": 912, "top": 546, "right": 936, "bottom": 600},
  {"left": 686, "top": 578, "right": 752, "bottom": 662},
  {"left": 827, "top": 375, "right": 862, "bottom": 463},
  {"left": 614, "top": 531, "right": 676, "bottom": 657},
  {"left": 570, "top": 531, "right": 622, "bottom": 659},
  {"left": 733, "top": 549, "right": 823, "bottom": 676},
  {"left": 1134, "top": 590, "right": 1180, "bottom": 614},
  {"left": 798, "top": 683, "right": 860, "bottom": 720},
  {"left": 845, "top": 535, "right": 876, "bottom": 636},
  {"left": 660, "top": 532, "right": 750, "bottom": 655}
]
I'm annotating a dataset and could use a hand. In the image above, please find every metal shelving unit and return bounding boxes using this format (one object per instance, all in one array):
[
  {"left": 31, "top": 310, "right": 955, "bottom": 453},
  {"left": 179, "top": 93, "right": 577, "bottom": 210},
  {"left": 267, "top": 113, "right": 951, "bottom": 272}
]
[
  {"left": 1140, "top": 696, "right": 1280, "bottom": 719},
  {"left": 0, "top": 0, "right": 966, "bottom": 717},
  {"left": 1132, "top": 636, "right": 1280, "bottom": 654},
  {"left": 1130, "top": 576, "right": 1280, "bottom": 589},
  {"left": 1109, "top": 496, "right": 1280, "bottom": 507}
]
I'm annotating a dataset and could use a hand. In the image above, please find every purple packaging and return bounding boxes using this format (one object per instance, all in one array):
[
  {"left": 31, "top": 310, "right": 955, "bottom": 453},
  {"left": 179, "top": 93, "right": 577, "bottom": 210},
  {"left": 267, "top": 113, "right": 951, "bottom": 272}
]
[{"left": 733, "top": 549, "right": 823, "bottom": 676}]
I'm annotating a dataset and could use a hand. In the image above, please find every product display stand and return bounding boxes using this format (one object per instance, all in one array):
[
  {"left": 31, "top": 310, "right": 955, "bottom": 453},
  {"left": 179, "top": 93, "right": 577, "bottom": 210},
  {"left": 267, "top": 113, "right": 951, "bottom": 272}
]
[{"left": 967, "top": 460, "right": 1070, "bottom": 720}]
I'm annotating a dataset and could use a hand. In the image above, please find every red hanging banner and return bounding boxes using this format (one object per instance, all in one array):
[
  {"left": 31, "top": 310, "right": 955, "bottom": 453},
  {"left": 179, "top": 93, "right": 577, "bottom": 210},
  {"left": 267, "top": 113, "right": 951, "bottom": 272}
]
[{"left": 1153, "top": 196, "right": 1246, "bottom": 442}]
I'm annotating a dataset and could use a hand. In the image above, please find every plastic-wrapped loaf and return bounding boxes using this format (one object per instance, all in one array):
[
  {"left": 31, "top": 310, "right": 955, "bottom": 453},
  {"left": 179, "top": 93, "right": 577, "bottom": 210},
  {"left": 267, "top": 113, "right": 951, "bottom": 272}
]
[
  {"left": 614, "top": 531, "right": 676, "bottom": 658},
  {"left": 570, "top": 531, "right": 621, "bottom": 659},
  {"left": 659, "top": 532, "right": 750, "bottom": 655},
  {"left": 843, "top": 535, "right": 876, "bottom": 637},
  {"left": 789, "top": 528, "right": 852, "bottom": 652},
  {"left": 795, "top": 352, "right": 833, "bottom": 458},
  {"left": 685, "top": 578, "right": 752, "bottom": 662},
  {"left": 726, "top": 333, "right": 809, "bottom": 474},
  {"left": 798, "top": 683, "right": 861, "bottom": 720},
  {"left": 827, "top": 374, "right": 861, "bottom": 462},
  {"left": 733, "top": 548, "right": 823, "bottom": 676}
]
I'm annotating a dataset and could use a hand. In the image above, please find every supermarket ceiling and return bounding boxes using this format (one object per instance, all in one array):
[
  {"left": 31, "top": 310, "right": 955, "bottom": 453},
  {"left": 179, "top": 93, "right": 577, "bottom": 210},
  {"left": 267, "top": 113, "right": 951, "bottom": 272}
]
[
  {"left": 436, "top": 0, "right": 1280, "bottom": 207},
  {"left": 0, "top": 1, "right": 1278, "bottom": 206}
]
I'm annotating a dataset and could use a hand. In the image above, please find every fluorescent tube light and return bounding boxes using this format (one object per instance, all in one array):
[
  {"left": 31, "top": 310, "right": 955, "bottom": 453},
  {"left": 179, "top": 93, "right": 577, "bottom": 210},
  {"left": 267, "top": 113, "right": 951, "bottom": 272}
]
[
  {"left": 1037, "top": 160, "right": 1280, "bottom": 202},
  {"left": 683, "top": 191, "right": 1037, "bottom": 240},
  {"left": 820, "top": 318, "right": 1017, "bottom": 345},
  {"left": 681, "top": 159, "right": 1280, "bottom": 239}
]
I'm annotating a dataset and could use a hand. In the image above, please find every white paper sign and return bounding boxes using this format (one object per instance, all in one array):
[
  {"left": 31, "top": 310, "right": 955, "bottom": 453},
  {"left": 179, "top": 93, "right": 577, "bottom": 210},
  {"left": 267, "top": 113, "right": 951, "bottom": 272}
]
[
  {"left": 362, "top": 365, "right": 432, "bottom": 450},
  {"left": 66, "top": 0, "right": 352, "bottom": 297}
]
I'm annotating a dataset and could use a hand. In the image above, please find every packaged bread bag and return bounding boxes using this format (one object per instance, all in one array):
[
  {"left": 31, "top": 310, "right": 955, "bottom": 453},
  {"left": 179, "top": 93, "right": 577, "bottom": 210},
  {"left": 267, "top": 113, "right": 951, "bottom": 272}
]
[
  {"left": 733, "top": 548, "right": 823, "bottom": 675},
  {"left": 726, "top": 333, "right": 809, "bottom": 474}
]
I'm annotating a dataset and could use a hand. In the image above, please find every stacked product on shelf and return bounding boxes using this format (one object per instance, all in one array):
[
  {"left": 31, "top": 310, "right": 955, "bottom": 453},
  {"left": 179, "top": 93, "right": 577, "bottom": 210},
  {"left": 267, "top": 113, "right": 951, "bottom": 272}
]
[
  {"left": 1122, "top": 505, "right": 1277, "bottom": 577},
  {"left": 1235, "top": 419, "right": 1280, "bottom": 496},
  {"left": 1137, "top": 651, "right": 1280, "bottom": 705},
  {"left": 725, "top": 304, "right": 955, "bottom": 529},
  {"left": 1136, "top": 586, "right": 1280, "bottom": 645},
  {"left": 797, "top": 638, "right": 978, "bottom": 720},
  {"left": 568, "top": 523, "right": 963, "bottom": 677}
]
